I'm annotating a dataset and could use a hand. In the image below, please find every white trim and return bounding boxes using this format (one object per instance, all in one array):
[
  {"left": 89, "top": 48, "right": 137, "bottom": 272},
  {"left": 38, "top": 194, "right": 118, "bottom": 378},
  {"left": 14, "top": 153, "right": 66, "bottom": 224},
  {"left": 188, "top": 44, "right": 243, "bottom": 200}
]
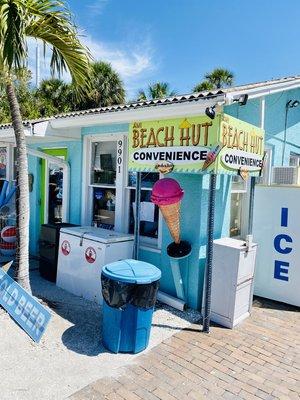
[
  {"left": 49, "top": 98, "right": 224, "bottom": 129},
  {"left": 225, "top": 78, "right": 300, "bottom": 103},
  {"left": 260, "top": 97, "right": 265, "bottom": 129},
  {"left": 140, "top": 245, "right": 161, "bottom": 254}
]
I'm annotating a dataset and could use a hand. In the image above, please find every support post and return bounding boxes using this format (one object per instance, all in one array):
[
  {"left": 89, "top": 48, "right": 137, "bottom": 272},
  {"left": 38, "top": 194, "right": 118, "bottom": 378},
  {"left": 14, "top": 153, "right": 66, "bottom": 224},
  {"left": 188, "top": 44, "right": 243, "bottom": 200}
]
[
  {"left": 133, "top": 172, "right": 141, "bottom": 260},
  {"left": 202, "top": 173, "right": 217, "bottom": 333},
  {"left": 248, "top": 176, "right": 256, "bottom": 235}
]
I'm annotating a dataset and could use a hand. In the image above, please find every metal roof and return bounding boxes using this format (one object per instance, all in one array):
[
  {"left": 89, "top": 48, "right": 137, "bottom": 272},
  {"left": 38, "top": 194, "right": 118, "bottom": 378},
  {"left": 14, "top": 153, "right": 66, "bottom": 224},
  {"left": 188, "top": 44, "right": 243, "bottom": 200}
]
[{"left": 1, "top": 75, "right": 300, "bottom": 130}]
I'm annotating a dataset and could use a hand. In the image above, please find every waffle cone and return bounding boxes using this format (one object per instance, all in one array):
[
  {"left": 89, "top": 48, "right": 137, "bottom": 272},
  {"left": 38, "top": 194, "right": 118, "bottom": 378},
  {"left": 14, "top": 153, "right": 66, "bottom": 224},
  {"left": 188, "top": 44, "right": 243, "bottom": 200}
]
[{"left": 159, "top": 202, "right": 181, "bottom": 244}]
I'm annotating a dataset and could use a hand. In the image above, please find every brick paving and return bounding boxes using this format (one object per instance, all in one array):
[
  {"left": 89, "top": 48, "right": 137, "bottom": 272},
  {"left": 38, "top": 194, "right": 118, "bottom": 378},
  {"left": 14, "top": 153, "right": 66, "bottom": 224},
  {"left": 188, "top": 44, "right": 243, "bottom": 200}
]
[{"left": 69, "top": 298, "right": 300, "bottom": 400}]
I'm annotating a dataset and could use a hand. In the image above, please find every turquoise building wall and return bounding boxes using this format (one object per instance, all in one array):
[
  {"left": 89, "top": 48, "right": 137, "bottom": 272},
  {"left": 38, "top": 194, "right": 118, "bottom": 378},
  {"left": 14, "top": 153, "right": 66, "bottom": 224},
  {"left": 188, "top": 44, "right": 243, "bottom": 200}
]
[
  {"left": 28, "top": 88, "right": 300, "bottom": 309},
  {"left": 225, "top": 88, "right": 300, "bottom": 167}
]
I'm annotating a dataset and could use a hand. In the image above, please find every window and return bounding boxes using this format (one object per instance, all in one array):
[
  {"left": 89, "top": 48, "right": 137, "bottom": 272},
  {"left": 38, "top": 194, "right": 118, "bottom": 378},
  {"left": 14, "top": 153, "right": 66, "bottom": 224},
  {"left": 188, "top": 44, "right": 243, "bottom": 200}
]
[
  {"left": 289, "top": 152, "right": 300, "bottom": 166},
  {"left": 258, "top": 147, "right": 272, "bottom": 185},
  {"left": 126, "top": 172, "right": 160, "bottom": 241},
  {"left": 0, "top": 147, "right": 7, "bottom": 180},
  {"left": 82, "top": 135, "right": 161, "bottom": 249},
  {"left": 88, "top": 139, "right": 121, "bottom": 230},
  {"left": 230, "top": 176, "right": 247, "bottom": 238}
]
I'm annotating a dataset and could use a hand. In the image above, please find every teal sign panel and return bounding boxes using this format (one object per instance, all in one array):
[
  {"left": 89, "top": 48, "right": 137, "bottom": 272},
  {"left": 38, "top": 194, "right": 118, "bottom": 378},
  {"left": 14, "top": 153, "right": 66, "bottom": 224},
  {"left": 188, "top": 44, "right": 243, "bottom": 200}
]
[{"left": 0, "top": 269, "right": 51, "bottom": 342}]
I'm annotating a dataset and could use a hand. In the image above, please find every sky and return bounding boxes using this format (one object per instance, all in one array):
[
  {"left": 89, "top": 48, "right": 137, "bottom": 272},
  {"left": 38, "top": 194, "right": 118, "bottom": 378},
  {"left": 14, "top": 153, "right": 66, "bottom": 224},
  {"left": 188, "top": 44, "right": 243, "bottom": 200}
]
[{"left": 28, "top": 0, "right": 300, "bottom": 100}]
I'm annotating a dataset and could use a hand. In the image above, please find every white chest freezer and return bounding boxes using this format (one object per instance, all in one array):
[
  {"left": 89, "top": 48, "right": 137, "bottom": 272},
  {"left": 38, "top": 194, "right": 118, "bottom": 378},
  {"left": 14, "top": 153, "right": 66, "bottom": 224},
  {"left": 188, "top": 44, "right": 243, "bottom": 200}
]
[
  {"left": 209, "top": 237, "right": 257, "bottom": 329},
  {"left": 56, "top": 226, "right": 134, "bottom": 303}
]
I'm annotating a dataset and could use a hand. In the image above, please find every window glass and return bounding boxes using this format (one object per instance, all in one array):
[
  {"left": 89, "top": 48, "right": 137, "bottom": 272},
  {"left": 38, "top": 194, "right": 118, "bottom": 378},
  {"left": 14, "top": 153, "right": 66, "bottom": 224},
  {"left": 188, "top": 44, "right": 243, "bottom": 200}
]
[
  {"left": 127, "top": 172, "right": 159, "bottom": 239},
  {"left": 128, "top": 189, "right": 159, "bottom": 239},
  {"left": 128, "top": 172, "right": 158, "bottom": 189},
  {"left": 90, "top": 141, "right": 117, "bottom": 185},
  {"left": 0, "top": 147, "right": 7, "bottom": 179},
  {"left": 92, "top": 187, "right": 116, "bottom": 229},
  {"left": 230, "top": 192, "right": 243, "bottom": 237},
  {"left": 289, "top": 153, "right": 300, "bottom": 166}
]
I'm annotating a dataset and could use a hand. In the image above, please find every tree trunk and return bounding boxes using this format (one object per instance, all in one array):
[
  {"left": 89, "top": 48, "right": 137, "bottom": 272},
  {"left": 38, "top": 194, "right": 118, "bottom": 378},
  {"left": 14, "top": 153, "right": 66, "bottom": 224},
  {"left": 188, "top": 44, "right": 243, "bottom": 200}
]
[{"left": 6, "top": 82, "right": 31, "bottom": 293}]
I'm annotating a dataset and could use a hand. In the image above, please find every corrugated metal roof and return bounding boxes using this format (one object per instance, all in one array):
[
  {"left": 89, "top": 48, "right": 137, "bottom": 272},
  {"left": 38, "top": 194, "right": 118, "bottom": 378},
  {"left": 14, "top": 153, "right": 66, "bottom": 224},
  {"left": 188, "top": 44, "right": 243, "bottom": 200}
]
[{"left": 1, "top": 75, "right": 300, "bottom": 130}]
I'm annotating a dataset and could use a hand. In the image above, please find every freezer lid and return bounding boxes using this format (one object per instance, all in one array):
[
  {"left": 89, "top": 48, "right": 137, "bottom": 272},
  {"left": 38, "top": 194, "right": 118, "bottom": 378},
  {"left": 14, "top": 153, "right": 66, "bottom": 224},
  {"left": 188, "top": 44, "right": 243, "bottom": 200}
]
[
  {"left": 60, "top": 226, "right": 134, "bottom": 243},
  {"left": 213, "top": 237, "right": 257, "bottom": 250}
]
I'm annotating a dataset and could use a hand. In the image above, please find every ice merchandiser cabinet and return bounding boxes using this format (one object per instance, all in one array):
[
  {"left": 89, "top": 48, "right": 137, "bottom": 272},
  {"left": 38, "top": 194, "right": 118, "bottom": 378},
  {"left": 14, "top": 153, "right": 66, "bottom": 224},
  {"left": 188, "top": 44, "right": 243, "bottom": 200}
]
[{"left": 57, "top": 226, "right": 134, "bottom": 303}]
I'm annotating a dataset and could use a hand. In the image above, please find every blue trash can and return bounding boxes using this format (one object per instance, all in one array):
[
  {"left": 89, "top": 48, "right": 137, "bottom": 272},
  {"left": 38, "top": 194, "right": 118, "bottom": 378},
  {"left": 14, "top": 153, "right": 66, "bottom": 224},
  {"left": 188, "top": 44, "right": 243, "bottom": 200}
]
[{"left": 101, "top": 259, "right": 161, "bottom": 354}]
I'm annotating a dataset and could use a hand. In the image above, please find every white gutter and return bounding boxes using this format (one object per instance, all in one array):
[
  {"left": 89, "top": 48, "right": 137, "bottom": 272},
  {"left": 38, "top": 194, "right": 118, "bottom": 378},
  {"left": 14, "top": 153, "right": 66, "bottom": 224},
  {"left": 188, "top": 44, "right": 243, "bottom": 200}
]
[
  {"left": 49, "top": 96, "right": 225, "bottom": 129},
  {"left": 27, "top": 148, "right": 70, "bottom": 223},
  {"left": 225, "top": 79, "right": 300, "bottom": 103}
]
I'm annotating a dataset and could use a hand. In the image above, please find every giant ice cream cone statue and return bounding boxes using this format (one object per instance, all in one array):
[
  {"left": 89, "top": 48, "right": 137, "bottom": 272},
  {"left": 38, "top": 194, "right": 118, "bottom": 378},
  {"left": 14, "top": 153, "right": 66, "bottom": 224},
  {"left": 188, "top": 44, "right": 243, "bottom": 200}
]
[
  {"left": 151, "top": 178, "right": 183, "bottom": 244},
  {"left": 151, "top": 178, "right": 191, "bottom": 301}
]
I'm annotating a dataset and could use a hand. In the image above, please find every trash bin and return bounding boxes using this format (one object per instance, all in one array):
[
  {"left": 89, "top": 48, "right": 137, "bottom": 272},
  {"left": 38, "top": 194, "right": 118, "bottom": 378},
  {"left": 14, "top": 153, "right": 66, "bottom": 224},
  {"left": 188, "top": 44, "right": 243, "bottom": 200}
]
[{"left": 101, "top": 259, "right": 161, "bottom": 354}]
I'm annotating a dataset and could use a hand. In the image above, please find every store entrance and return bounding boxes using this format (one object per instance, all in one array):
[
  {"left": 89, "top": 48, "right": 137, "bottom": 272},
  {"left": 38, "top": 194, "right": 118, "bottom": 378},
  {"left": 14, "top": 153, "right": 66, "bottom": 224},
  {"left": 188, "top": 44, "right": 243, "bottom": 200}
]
[{"left": 40, "top": 148, "right": 68, "bottom": 225}]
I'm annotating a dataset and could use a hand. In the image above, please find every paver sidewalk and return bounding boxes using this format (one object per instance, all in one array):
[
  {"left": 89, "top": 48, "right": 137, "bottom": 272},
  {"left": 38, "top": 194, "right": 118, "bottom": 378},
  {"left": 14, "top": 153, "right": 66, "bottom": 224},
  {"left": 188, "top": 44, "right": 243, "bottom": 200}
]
[{"left": 70, "top": 298, "right": 300, "bottom": 400}]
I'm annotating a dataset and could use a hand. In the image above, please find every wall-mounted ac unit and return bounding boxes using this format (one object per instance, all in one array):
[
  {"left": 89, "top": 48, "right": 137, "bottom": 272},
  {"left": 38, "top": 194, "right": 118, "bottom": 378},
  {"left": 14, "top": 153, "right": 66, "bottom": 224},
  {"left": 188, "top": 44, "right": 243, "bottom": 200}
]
[{"left": 272, "top": 166, "right": 300, "bottom": 185}]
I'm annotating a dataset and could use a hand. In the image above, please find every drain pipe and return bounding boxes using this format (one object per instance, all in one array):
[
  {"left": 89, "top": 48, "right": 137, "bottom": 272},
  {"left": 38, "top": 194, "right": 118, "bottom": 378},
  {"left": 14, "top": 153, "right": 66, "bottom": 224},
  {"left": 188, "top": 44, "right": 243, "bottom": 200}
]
[
  {"left": 157, "top": 291, "right": 187, "bottom": 311},
  {"left": 202, "top": 173, "right": 217, "bottom": 333}
]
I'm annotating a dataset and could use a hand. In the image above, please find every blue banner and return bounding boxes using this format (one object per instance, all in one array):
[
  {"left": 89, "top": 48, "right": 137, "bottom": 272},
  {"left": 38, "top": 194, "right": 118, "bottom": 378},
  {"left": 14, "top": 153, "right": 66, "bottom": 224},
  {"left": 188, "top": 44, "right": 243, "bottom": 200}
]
[{"left": 0, "top": 269, "right": 51, "bottom": 342}]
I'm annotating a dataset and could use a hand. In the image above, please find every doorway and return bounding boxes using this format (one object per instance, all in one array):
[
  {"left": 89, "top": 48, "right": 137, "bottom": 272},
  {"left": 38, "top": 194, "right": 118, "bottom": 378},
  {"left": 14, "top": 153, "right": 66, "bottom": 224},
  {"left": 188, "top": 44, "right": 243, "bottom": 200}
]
[{"left": 40, "top": 148, "right": 68, "bottom": 225}]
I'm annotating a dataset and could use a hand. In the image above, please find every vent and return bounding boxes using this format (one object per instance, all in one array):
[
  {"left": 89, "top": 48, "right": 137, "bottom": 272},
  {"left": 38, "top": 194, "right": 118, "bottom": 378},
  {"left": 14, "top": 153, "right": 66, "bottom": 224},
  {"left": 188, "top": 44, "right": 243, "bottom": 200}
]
[{"left": 272, "top": 166, "right": 300, "bottom": 185}]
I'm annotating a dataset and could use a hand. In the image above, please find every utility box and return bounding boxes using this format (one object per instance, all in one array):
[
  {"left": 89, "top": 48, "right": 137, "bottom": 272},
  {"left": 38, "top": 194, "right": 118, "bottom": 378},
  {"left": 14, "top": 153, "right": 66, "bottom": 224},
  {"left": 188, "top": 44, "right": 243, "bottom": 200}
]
[{"left": 210, "top": 237, "right": 257, "bottom": 329}]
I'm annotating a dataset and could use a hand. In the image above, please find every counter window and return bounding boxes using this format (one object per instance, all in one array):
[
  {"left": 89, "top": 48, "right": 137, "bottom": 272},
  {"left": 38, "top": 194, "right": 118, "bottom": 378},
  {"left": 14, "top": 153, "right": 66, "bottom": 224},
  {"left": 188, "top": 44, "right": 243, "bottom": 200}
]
[
  {"left": 83, "top": 136, "right": 161, "bottom": 249},
  {"left": 127, "top": 173, "right": 159, "bottom": 239},
  {"left": 92, "top": 187, "right": 116, "bottom": 229}
]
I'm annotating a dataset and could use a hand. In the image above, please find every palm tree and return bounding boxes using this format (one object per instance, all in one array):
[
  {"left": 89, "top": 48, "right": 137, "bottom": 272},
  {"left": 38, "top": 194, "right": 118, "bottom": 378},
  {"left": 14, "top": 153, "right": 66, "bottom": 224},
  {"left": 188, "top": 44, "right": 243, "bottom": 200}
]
[
  {"left": 36, "top": 78, "right": 73, "bottom": 116},
  {"left": 193, "top": 80, "right": 214, "bottom": 92},
  {"left": 137, "top": 82, "right": 176, "bottom": 101},
  {"left": 0, "top": 0, "right": 91, "bottom": 292},
  {"left": 74, "top": 61, "right": 125, "bottom": 109},
  {"left": 204, "top": 68, "right": 234, "bottom": 89}
]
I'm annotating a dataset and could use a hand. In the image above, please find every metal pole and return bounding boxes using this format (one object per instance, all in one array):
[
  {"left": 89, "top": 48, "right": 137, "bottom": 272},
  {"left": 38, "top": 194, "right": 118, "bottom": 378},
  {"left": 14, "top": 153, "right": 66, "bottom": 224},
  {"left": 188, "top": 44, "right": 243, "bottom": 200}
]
[
  {"left": 248, "top": 176, "right": 256, "bottom": 235},
  {"left": 133, "top": 172, "right": 141, "bottom": 260},
  {"left": 202, "top": 173, "right": 217, "bottom": 333},
  {"left": 36, "top": 44, "right": 40, "bottom": 88}
]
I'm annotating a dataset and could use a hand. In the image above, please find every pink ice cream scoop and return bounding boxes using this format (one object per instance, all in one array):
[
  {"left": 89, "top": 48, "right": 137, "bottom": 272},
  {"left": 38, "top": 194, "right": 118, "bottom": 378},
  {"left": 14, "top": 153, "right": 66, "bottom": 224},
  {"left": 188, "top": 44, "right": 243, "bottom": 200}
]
[{"left": 151, "top": 178, "right": 184, "bottom": 206}]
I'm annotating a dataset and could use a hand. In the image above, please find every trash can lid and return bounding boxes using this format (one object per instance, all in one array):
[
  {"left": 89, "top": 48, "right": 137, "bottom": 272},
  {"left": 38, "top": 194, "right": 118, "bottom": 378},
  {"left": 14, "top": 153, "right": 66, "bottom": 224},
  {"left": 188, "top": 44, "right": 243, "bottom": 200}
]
[{"left": 102, "top": 259, "right": 161, "bottom": 284}]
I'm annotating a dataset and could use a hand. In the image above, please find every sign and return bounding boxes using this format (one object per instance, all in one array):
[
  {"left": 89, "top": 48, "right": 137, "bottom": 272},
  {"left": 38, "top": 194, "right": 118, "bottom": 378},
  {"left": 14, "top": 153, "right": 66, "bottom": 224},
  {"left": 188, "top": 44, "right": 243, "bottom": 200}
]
[
  {"left": 253, "top": 186, "right": 300, "bottom": 307},
  {"left": 85, "top": 247, "right": 96, "bottom": 263},
  {"left": 128, "top": 113, "right": 264, "bottom": 176},
  {"left": 61, "top": 240, "right": 71, "bottom": 256},
  {"left": 0, "top": 268, "right": 51, "bottom": 342}
]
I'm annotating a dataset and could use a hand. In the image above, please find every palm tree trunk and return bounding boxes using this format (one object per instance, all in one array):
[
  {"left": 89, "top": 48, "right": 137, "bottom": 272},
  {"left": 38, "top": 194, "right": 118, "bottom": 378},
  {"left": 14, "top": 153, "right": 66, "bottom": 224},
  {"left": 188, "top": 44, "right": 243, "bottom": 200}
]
[{"left": 6, "top": 82, "right": 31, "bottom": 293}]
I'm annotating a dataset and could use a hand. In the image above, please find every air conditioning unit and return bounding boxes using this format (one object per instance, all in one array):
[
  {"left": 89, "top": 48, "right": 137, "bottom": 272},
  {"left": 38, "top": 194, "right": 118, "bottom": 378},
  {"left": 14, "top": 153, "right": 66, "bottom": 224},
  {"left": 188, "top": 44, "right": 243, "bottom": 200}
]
[{"left": 272, "top": 166, "right": 300, "bottom": 185}]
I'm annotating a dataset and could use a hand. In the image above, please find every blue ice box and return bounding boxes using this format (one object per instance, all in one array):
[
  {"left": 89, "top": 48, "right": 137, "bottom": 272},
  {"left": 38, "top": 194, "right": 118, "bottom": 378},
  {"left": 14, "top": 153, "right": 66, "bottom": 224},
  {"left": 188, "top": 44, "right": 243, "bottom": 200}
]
[{"left": 101, "top": 259, "right": 161, "bottom": 354}]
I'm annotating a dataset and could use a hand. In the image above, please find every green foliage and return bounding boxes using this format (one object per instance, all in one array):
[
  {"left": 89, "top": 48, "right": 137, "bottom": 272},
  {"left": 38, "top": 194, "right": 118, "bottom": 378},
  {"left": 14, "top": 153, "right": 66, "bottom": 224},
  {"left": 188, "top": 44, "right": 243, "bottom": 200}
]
[
  {"left": 193, "top": 68, "right": 234, "bottom": 92},
  {"left": 193, "top": 80, "right": 214, "bottom": 92},
  {"left": 137, "top": 82, "right": 176, "bottom": 101},
  {"left": 0, "top": 61, "right": 126, "bottom": 123},
  {"left": 0, "top": 68, "right": 40, "bottom": 123},
  {"left": 74, "top": 61, "right": 125, "bottom": 109},
  {"left": 0, "top": 0, "right": 92, "bottom": 91}
]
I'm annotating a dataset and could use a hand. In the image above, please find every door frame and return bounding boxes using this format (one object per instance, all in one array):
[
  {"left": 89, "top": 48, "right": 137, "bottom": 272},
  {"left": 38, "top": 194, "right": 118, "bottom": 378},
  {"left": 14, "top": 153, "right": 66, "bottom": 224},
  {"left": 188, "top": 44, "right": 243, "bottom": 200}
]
[{"left": 40, "top": 147, "right": 68, "bottom": 225}]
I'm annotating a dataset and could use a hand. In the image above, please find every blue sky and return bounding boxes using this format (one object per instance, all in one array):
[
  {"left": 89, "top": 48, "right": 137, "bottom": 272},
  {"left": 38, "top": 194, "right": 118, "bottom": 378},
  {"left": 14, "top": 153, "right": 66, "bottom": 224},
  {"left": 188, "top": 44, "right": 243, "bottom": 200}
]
[{"left": 29, "top": 0, "right": 300, "bottom": 100}]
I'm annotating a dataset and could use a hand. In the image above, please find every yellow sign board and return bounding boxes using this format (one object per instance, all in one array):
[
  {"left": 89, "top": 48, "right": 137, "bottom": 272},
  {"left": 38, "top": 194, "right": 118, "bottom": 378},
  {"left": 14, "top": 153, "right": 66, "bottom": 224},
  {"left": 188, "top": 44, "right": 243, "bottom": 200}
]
[{"left": 128, "top": 113, "right": 264, "bottom": 175}]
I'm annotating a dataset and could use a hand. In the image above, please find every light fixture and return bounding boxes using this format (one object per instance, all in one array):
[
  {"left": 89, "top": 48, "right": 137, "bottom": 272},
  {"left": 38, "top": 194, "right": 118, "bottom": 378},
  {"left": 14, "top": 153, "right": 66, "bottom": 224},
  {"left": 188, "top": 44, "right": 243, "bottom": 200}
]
[
  {"left": 290, "top": 100, "right": 299, "bottom": 108},
  {"left": 238, "top": 94, "right": 248, "bottom": 106},
  {"left": 205, "top": 105, "right": 216, "bottom": 119},
  {"left": 232, "top": 93, "right": 249, "bottom": 106}
]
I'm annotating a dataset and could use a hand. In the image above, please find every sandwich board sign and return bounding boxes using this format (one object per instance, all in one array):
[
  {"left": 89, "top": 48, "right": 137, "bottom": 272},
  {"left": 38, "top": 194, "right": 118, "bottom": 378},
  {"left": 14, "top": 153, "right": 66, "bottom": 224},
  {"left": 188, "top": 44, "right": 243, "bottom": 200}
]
[
  {"left": 0, "top": 263, "right": 51, "bottom": 342},
  {"left": 128, "top": 113, "right": 264, "bottom": 176}
]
